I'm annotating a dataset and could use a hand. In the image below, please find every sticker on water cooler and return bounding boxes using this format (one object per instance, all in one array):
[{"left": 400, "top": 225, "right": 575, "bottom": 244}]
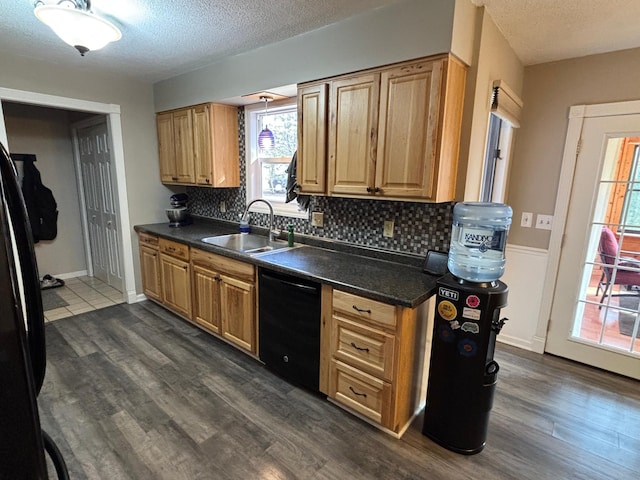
[
  {"left": 461, "top": 322, "right": 480, "bottom": 334},
  {"left": 466, "top": 295, "right": 480, "bottom": 308},
  {"left": 438, "top": 300, "right": 457, "bottom": 321},
  {"left": 462, "top": 307, "right": 481, "bottom": 321},
  {"left": 458, "top": 338, "right": 478, "bottom": 357},
  {"left": 438, "top": 324, "right": 456, "bottom": 343},
  {"left": 438, "top": 287, "right": 459, "bottom": 301}
]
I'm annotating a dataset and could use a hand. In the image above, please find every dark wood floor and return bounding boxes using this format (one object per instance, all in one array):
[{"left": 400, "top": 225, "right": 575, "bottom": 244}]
[{"left": 38, "top": 301, "right": 640, "bottom": 479}]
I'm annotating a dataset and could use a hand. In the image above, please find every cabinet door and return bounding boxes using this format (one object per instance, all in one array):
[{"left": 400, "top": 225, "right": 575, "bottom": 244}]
[
  {"left": 209, "top": 104, "right": 240, "bottom": 188},
  {"left": 375, "top": 60, "right": 443, "bottom": 199},
  {"left": 157, "top": 112, "right": 177, "bottom": 183},
  {"left": 192, "top": 264, "right": 222, "bottom": 334},
  {"left": 172, "top": 108, "right": 196, "bottom": 183},
  {"left": 193, "top": 104, "right": 213, "bottom": 186},
  {"left": 220, "top": 274, "right": 255, "bottom": 353},
  {"left": 297, "top": 83, "right": 327, "bottom": 194},
  {"left": 328, "top": 74, "right": 380, "bottom": 196},
  {"left": 140, "top": 245, "right": 161, "bottom": 301},
  {"left": 160, "top": 253, "right": 192, "bottom": 318}
]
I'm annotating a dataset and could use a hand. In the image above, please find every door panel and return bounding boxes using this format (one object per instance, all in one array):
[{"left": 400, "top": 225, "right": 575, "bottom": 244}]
[
  {"left": 547, "top": 113, "right": 640, "bottom": 379},
  {"left": 375, "top": 60, "right": 442, "bottom": 198},
  {"left": 328, "top": 74, "right": 380, "bottom": 195},
  {"left": 77, "top": 122, "right": 123, "bottom": 292}
]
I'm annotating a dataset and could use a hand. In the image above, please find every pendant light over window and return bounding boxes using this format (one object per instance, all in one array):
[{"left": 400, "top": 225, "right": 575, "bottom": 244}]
[
  {"left": 34, "top": 0, "right": 122, "bottom": 56},
  {"left": 258, "top": 95, "right": 275, "bottom": 151}
]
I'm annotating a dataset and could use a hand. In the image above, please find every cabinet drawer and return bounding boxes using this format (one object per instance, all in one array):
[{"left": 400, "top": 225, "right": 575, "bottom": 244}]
[
  {"left": 331, "top": 360, "right": 391, "bottom": 426},
  {"left": 138, "top": 232, "right": 158, "bottom": 248},
  {"left": 191, "top": 248, "right": 254, "bottom": 281},
  {"left": 159, "top": 238, "right": 189, "bottom": 260},
  {"left": 332, "top": 315, "right": 395, "bottom": 381},
  {"left": 333, "top": 290, "right": 396, "bottom": 329}
]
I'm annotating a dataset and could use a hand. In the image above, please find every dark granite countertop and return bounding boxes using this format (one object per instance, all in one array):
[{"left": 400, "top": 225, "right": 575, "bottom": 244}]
[{"left": 134, "top": 218, "right": 440, "bottom": 308}]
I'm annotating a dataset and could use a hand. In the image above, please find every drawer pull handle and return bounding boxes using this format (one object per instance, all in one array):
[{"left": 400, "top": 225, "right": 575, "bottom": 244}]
[
  {"left": 350, "top": 342, "right": 369, "bottom": 353},
  {"left": 352, "top": 305, "right": 371, "bottom": 314},
  {"left": 349, "top": 386, "right": 367, "bottom": 398}
]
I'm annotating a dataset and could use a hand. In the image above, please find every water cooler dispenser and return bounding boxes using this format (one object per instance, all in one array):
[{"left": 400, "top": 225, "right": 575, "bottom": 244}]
[{"left": 422, "top": 202, "right": 511, "bottom": 455}]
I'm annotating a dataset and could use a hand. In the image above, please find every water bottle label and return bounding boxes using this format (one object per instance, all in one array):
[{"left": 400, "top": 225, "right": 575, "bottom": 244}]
[{"left": 459, "top": 227, "right": 505, "bottom": 252}]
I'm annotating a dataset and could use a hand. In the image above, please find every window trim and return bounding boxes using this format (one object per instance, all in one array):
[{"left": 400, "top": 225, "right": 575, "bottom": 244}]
[{"left": 244, "top": 97, "right": 308, "bottom": 219}]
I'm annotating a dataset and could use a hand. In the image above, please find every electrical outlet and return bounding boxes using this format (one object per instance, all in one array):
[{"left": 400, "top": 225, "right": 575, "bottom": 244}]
[
  {"left": 219, "top": 201, "right": 226, "bottom": 213},
  {"left": 521, "top": 212, "right": 533, "bottom": 228},
  {"left": 311, "top": 212, "right": 324, "bottom": 227},
  {"left": 535, "top": 214, "right": 553, "bottom": 230},
  {"left": 383, "top": 220, "right": 394, "bottom": 238}
]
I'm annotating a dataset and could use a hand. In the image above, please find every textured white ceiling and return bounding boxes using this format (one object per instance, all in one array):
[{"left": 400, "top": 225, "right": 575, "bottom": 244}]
[
  {"left": 474, "top": 0, "right": 640, "bottom": 65},
  {"left": 2, "top": 0, "right": 640, "bottom": 85},
  {"left": 1, "top": 0, "right": 404, "bottom": 83}
]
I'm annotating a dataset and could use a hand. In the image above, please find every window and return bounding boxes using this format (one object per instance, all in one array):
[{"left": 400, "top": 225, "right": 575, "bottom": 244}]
[
  {"left": 480, "top": 82, "right": 522, "bottom": 203},
  {"left": 480, "top": 113, "right": 514, "bottom": 202},
  {"left": 605, "top": 138, "right": 640, "bottom": 234},
  {"left": 245, "top": 98, "right": 306, "bottom": 218}
]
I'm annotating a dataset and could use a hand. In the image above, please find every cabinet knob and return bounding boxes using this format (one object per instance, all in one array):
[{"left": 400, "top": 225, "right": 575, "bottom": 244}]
[
  {"left": 366, "top": 187, "right": 373, "bottom": 193},
  {"left": 205, "top": 178, "right": 210, "bottom": 184}
]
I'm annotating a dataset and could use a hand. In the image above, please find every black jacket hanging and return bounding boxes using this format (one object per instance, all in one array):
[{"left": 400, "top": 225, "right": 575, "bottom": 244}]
[{"left": 21, "top": 159, "right": 58, "bottom": 243}]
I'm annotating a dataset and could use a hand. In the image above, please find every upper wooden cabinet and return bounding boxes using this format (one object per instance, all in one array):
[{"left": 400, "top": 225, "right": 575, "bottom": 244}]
[
  {"left": 156, "top": 103, "right": 239, "bottom": 187},
  {"left": 297, "top": 83, "right": 328, "bottom": 194},
  {"left": 329, "top": 73, "right": 380, "bottom": 196},
  {"left": 297, "top": 54, "right": 467, "bottom": 202}
]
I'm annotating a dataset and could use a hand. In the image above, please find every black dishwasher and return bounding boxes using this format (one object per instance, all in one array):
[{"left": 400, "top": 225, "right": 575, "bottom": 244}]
[{"left": 258, "top": 268, "right": 321, "bottom": 392}]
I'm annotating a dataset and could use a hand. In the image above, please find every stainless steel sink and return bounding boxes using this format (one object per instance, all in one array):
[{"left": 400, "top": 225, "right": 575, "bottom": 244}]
[{"left": 201, "top": 233, "right": 289, "bottom": 255}]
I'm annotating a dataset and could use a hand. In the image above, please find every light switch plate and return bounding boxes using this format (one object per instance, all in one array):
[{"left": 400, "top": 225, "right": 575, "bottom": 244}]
[
  {"left": 219, "top": 201, "right": 226, "bottom": 213},
  {"left": 311, "top": 211, "right": 324, "bottom": 227},
  {"left": 383, "top": 220, "right": 394, "bottom": 238},
  {"left": 521, "top": 212, "right": 532, "bottom": 228},
  {"left": 535, "top": 214, "right": 553, "bottom": 230}
]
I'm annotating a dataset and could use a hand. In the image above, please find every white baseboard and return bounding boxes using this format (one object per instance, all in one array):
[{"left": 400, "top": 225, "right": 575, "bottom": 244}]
[
  {"left": 129, "top": 292, "right": 147, "bottom": 303},
  {"left": 497, "top": 334, "right": 534, "bottom": 351},
  {"left": 53, "top": 270, "right": 88, "bottom": 280}
]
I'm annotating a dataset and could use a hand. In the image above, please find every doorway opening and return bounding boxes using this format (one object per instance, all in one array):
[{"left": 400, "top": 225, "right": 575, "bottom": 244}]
[{"left": 0, "top": 87, "right": 135, "bottom": 314}]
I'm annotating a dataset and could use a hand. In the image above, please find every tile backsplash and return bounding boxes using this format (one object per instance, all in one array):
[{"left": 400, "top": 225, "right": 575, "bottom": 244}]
[{"left": 187, "top": 108, "right": 454, "bottom": 256}]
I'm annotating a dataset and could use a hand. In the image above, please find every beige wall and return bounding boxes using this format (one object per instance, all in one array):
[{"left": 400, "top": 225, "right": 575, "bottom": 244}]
[
  {"left": 508, "top": 46, "right": 640, "bottom": 248},
  {"left": 459, "top": 7, "right": 524, "bottom": 202},
  {"left": 0, "top": 50, "right": 170, "bottom": 294},
  {"left": 153, "top": 0, "right": 456, "bottom": 111},
  {"left": 4, "top": 103, "right": 86, "bottom": 277}
]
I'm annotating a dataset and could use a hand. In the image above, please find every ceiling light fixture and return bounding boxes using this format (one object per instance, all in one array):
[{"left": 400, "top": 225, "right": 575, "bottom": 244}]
[
  {"left": 34, "top": 0, "right": 122, "bottom": 56},
  {"left": 258, "top": 95, "right": 275, "bottom": 151}
]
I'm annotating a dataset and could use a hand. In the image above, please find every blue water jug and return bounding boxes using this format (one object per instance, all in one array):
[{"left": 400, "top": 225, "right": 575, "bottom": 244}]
[{"left": 448, "top": 202, "right": 512, "bottom": 282}]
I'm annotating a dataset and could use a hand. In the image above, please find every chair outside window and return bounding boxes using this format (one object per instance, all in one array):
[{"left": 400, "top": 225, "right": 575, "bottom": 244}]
[{"left": 596, "top": 226, "right": 640, "bottom": 303}]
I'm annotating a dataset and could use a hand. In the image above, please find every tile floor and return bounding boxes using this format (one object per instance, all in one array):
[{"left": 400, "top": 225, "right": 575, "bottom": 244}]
[{"left": 43, "top": 276, "right": 124, "bottom": 322}]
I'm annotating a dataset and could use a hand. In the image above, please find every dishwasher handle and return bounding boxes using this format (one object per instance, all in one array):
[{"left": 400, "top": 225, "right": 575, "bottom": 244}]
[{"left": 260, "top": 272, "right": 319, "bottom": 294}]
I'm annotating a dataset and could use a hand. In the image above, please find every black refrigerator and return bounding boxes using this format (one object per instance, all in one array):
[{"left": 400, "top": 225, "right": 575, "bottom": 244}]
[{"left": 0, "top": 143, "right": 69, "bottom": 479}]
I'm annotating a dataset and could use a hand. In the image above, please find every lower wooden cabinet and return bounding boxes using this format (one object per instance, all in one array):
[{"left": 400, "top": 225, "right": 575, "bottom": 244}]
[
  {"left": 327, "top": 289, "right": 432, "bottom": 435},
  {"left": 139, "top": 234, "right": 161, "bottom": 302},
  {"left": 191, "top": 248, "right": 256, "bottom": 354},
  {"left": 159, "top": 252, "right": 192, "bottom": 319},
  {"left": 219, "top": 274, "right": 255, "bottom": 352},
  {"left": 192, "top": 264, "right": 222, "bottom": 334}
]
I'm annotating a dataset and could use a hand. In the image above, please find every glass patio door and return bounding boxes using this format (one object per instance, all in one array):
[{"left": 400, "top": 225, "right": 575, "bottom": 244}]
[{"left": 546, "top": 112, "right": 640, "bottom": 379}]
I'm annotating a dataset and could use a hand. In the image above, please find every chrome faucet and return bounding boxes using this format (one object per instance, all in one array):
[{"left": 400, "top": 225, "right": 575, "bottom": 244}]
[{"left": 242, "top": 199, "right": 278, "bottom": 242}]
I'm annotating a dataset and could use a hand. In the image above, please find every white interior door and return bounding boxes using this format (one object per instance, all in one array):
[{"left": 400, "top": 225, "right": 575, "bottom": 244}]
[
  {"left": 546, "top": 113, "right": 640, "bottom": 379},
  {"left": 76, "top": 122, "right": 123, "bottom": 292}
]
